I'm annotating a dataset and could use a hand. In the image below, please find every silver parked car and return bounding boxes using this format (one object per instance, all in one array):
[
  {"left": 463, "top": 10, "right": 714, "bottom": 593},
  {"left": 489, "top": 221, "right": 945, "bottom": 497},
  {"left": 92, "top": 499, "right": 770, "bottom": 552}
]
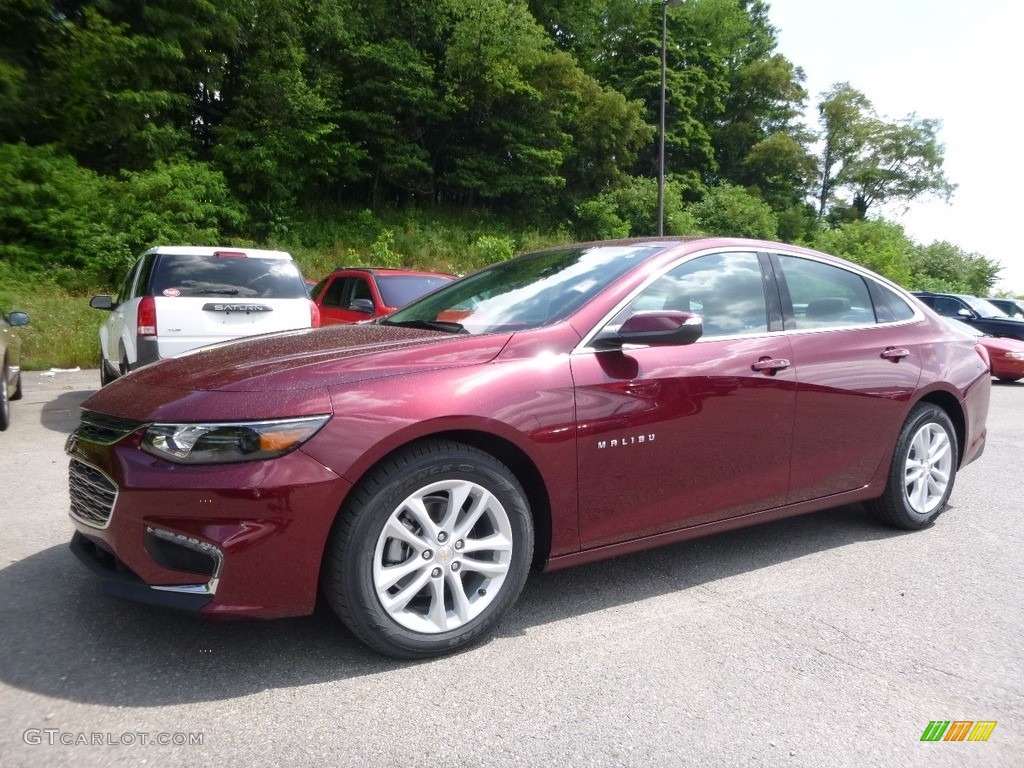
[{"left": 1, "top": 307, "right": 31, "bottom": 431}]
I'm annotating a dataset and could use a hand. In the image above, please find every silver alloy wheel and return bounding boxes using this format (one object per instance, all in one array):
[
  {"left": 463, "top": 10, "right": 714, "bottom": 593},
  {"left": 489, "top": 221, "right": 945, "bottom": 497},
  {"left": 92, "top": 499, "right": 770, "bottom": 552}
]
[
  {"left": 902, "top": 422, "right": 953, "bottom": 515},
  {"left": 372, "top": 479, "right": 514, "bottom": 634}
]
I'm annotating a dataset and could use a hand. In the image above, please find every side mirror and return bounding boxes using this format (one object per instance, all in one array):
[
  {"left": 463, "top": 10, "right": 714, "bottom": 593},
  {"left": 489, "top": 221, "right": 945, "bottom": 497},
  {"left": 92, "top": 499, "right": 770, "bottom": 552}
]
[
  {"left": 6, "top": 311, "right": 30, "bottom": 327},
  {"left": 90, "top": 295, "right": 115, "bottom": 311},
  {"left": 956, "top": 307, "right": 974, "bottom": 319},
  {"left": 593, "top": 311, "right": 703, "bottom": 349},
  {"left": 351, "top": 298, "right": 375, "bottom": 314}
]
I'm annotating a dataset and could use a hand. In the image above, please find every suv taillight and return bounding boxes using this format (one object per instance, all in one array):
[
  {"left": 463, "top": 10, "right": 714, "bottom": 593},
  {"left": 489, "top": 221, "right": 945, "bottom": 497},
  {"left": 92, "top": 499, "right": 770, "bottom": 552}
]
[
  {"left": 310, "top": 300, "right": 321, "bottom": 328},
  {"left": 138, "top": 296, "right": 157, "bottom": 336}
]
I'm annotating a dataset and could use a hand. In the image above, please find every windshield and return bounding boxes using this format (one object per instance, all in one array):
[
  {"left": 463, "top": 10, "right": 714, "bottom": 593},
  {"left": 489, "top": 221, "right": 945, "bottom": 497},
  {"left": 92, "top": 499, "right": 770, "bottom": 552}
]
[
  {"left": 962, "top": 296, "right": 1011, "bottom": 319},
  {"left": 382, "top": 245, "right": 669, "bottom": 334}
]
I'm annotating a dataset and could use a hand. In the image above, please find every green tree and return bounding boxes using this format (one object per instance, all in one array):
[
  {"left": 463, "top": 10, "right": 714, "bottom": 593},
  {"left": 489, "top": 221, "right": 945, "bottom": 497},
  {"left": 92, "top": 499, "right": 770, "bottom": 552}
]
[
  {"left": 687, "top": 182, "right": 778, "bottom": 240},
  {"left": 909, "top": 241, "right": 1000, "bottom": 295},
  {"left": 816, "top": 83, "right": 955, "bottom": 220},
  {"left": 812, "top": 218, "right": 914, "bottom": 285}
]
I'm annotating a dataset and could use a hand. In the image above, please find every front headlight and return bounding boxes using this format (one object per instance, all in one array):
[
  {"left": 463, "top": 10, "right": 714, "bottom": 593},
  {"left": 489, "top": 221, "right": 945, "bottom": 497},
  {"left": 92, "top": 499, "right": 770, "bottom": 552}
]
[{"left": 142, "top": 415, "right": 330, "bottom": 464}]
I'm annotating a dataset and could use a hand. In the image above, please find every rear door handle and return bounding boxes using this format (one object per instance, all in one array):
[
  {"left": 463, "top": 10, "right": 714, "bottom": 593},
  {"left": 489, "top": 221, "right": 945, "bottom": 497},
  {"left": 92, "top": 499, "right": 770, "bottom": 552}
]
[
  {"left": 880, "top": 347, "right": 910, "bottom": 362},
  {"left": 751, "top": 357, "right": 791, "bottom": 374}
]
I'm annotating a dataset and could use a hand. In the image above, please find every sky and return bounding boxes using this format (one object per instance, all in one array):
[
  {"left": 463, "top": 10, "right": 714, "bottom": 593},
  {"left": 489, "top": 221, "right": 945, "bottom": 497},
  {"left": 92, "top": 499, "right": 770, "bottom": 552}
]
[{"left": 765, "top": 0, "right": 1024, "bottom": 294}]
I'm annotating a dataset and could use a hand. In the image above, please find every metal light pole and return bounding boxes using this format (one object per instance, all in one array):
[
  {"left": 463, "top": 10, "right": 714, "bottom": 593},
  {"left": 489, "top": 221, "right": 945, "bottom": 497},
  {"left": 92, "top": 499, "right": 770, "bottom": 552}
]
[
  {"left": 657, "top": 0, "right": 668, "bottom": 236},
  {"left": 657, "top": 0, "right": 682, "bottom": 237}
]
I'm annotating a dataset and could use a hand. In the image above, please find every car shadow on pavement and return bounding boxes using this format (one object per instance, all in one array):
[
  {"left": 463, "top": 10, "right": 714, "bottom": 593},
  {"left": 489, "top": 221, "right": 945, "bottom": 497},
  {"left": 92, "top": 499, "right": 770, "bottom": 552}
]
[
  {"left": 40, "top": 390, "right": 94, "bottom": 434},
  {"left": 0, "top": 502, "right": 919, "bottom": 707}
]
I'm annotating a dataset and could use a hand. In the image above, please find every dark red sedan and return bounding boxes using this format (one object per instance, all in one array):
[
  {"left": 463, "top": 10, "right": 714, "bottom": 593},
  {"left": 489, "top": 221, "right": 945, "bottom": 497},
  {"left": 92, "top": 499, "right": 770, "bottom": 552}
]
[{"left": 66, "top": 238, "right": 991, "bottom": 658}]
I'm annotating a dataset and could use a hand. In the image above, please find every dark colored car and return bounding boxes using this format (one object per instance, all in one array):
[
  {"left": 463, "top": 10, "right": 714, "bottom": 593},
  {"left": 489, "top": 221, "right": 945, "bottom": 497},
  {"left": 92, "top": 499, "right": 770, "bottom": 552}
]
[
  {"left": 912, "top": 291, "right": 1024, "bottom": 341},
  {"left": 985, "top": 297, "right": 1024, "bottom": 319},
  {"left": 943, "top": 318, "right": 1024, "bottom": 382},
  {"left": 67, "top": 238, "right": 990, "bottom": 658},
  {"left": 1, "top": 307, "right": 30, "bottom": 431},
  {"left": 310, "top": 267, "right": 455, "bottom": 325}
]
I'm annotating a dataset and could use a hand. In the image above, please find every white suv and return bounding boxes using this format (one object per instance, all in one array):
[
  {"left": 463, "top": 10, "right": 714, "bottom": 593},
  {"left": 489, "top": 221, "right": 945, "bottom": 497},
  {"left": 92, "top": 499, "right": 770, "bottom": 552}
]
[{"left": 91, "top": 246, "right": 320, "bottom": 385}]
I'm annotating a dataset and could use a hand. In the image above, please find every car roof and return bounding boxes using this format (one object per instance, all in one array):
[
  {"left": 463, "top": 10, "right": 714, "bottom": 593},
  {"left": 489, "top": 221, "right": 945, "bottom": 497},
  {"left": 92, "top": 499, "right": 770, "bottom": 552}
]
[{"left": 143, "top": 246, "right": 293, "bottom": 260}]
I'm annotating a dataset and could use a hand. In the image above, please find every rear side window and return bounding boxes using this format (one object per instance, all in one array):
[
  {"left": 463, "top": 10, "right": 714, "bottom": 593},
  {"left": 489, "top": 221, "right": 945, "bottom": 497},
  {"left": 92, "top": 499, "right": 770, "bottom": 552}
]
[
  {"left": 776, "top": 255, "right": 874, "bottom": 329},
  {"left": 868, "top": 282, "right": 916, "bottom": 322},
  {"left": 148, "top": 255, "right": 307, "bottom": 299}
]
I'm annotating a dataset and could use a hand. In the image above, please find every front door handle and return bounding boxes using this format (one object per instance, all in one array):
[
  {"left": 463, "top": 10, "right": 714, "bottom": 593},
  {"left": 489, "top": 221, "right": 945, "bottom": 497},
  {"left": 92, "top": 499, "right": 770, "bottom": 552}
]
[
  {"left": 751, "top": 357, "right": 791, "bottom": 374},
  {"left": 880, "top": 347, "right": 910, "bottom": 362}
]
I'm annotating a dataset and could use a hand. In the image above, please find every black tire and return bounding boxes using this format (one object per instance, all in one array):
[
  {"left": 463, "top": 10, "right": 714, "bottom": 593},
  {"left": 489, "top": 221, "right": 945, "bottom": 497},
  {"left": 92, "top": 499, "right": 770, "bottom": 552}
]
[
  {"left": 996, "top": 376, "right": 1022, "bottom": 383},
  {"left": 118, "top": 352, "right": 130, "bottom": 377},
  {"left": 10, "top": 369, "right": 22, "bottom": 400},
  {"left": 100, "top": 356, "right": 113, "bottom": 387},
  {"left": 866, "top": 403, "right": 958, "bottom": 530},
  {"left": 323, "top": 439, "right": 534, "bottom": 659},
  {"left": 0, "top": 363, "right": 10, "bottom": 431}
]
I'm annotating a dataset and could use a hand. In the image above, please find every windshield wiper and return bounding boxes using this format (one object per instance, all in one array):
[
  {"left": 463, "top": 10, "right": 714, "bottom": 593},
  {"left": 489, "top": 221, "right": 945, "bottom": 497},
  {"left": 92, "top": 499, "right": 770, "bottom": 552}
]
[{"left": 384, "top": 318, "right": 466, "bottom": 334}]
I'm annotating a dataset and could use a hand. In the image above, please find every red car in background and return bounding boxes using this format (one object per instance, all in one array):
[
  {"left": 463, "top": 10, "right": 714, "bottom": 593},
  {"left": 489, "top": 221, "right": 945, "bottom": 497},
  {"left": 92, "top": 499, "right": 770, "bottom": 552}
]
[
  {"left": 66, "top": 238, "right": 990, "bottom": 659},
  {"left": 310, "top": 267, "right": 455, "bottom": 324},
  {"left": 944, "top": 318, "right": 1024, "bottom": 382}
]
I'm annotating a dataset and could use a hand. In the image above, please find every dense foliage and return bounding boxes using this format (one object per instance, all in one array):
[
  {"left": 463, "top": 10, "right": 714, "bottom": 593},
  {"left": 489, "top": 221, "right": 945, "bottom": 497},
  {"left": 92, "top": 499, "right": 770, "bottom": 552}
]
[{"left": 0, "top": 0, "right": 1003, "bottom": 298}]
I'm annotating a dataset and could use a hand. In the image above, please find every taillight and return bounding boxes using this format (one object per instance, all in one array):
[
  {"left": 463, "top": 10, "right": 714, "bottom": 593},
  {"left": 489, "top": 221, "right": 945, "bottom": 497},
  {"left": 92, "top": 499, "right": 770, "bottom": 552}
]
[
  {"left": 974, "top": 343, "right": 991, "bottom": 371},
  {"left": 310, "top": 300, "right": 321, "bottom": 328},
  {"left": 213, "top": 250, "right": 247, "bottom": 258},
  {"left": 138, "top": 296, "right": 157, "bottom": 336}
]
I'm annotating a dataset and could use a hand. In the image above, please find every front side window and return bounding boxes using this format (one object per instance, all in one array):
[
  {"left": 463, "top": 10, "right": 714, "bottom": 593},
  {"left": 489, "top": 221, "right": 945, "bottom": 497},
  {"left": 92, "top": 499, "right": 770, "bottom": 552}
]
[
  {"left": 610, "top": 251, "right": 767, "bottom": 338},
  {"left": 777, "top": 255, "right": 874, "bottom": 329},
  {"left": 932, "top": 296, "right": 966, "bottom": 317}
]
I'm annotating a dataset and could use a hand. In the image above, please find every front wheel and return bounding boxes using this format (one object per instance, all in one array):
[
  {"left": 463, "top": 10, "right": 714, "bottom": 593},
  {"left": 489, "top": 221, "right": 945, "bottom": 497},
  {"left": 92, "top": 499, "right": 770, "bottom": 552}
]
[
  {"left": 866, "top": 403, "right": 958, "bottom": 530},
  {"left": 323, "top": 440, "right": 534, "bottom": 659}
]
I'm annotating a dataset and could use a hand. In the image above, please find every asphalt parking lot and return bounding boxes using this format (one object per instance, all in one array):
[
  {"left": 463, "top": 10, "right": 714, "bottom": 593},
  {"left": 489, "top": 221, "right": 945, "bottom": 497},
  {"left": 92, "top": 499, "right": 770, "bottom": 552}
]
[{"left": 1, "top": 369, "right": 1021, "bottom": 767}]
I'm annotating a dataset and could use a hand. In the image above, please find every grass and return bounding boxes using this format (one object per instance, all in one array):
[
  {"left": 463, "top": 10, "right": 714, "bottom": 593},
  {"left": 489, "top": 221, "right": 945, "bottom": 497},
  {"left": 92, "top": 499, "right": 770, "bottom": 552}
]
[{"left": 1, "top": 277, "right": 104, "bottom": 371}]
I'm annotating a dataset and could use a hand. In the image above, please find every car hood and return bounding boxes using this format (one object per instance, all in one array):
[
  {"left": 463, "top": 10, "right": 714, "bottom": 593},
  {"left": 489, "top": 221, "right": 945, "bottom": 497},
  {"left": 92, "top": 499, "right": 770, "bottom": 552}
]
[{"left": 83, "top": 324, "right": 512, "bottom": 422}]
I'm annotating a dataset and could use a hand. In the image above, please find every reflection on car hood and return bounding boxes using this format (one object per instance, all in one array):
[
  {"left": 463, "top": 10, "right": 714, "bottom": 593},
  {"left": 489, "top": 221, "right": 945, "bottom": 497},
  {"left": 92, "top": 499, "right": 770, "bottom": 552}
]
[
  {"left": 147, "top": 324, "right": 511, "bottom": 391},
  {"left": 82, "top": 325, "right": 512, "bottom": 422}
]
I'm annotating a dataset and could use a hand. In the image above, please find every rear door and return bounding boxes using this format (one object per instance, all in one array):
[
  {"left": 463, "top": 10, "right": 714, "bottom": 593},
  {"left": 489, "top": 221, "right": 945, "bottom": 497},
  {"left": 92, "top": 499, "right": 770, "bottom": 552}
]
[
  {"left": 771, "top": 252, "right": 923, "bottom": 503},
  {"left": 148, "top": 254, "right": 311, "bottom": 357}
]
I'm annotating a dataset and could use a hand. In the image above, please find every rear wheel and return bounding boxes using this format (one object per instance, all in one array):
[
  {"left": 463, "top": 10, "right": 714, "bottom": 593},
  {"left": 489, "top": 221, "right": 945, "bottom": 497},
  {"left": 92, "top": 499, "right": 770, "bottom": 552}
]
[
  {"left": 996, "top": 376, "right": 1022, "bottom": 383},
  {"left": 10, "top": 369, "right": 22, "bottom": 400},
  {"left": 323, "top": 440, "right": 534, "bottom": 659},
  {"left": 867, "top": 403, "right": 957, "bottom": 530}
]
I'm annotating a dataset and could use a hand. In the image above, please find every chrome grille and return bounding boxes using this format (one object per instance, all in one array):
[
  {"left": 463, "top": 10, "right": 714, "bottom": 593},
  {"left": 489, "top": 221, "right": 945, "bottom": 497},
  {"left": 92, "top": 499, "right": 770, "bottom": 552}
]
[
  {"left": 76, "top": 411, "right": 145, "bottom": 445},
  {"left": 69, "top": 459, "right": 118, "bottom": 528}
]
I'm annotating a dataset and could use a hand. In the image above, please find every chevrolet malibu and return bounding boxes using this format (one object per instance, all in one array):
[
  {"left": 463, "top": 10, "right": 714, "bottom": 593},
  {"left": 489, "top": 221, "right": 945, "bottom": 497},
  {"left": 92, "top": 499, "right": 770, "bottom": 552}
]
[{"left": 67, "top": 238, "right": 990, "bottom": 658}]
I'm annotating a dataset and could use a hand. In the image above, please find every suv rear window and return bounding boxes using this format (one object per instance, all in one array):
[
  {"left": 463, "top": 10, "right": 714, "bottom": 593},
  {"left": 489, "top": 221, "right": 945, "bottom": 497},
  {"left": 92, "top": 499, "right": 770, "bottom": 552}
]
[{"left": 149, "top": 255, "right": 307, "bottom": 299}]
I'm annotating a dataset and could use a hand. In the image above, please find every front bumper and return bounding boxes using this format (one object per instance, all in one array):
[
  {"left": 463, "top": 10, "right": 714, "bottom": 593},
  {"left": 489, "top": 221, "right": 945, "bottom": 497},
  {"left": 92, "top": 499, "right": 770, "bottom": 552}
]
[{"left": 67, "top": 427, "right": 352, "bottom": 619}]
